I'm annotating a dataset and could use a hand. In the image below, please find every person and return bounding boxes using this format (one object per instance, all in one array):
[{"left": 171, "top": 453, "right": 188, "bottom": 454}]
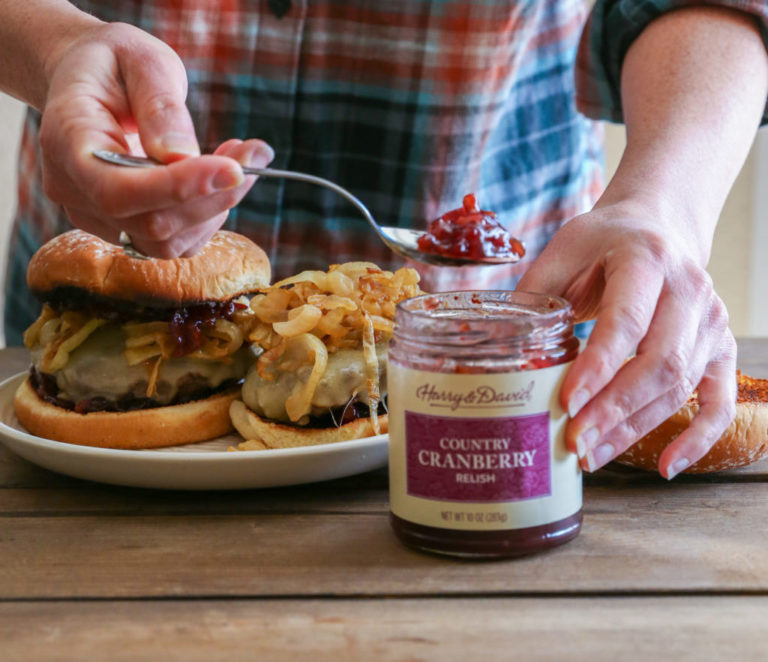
[{"left": 1, "top": 0, "right": 766, "bottom": 480}]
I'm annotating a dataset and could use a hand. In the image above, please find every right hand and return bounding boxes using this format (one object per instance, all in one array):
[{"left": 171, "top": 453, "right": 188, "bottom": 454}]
[{"left": 39, "top": 21, "right": 273, "bottom": 258}]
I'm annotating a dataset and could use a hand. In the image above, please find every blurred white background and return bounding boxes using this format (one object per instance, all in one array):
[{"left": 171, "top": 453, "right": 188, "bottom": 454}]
[{"left": 0, "top": 91, "right": 766, "bottom": 347}]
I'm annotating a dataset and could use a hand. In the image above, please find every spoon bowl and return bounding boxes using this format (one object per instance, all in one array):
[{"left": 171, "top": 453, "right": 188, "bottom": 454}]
[{"left": 93, "top": 150, "right": 521, "bottom": 266}]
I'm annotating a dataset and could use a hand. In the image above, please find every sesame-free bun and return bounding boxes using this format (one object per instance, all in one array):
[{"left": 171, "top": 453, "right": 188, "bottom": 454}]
[
  {"left": 27, "top": 230, "right": 271, "bottom": 306},
  {"left": 616, "top": 372, "right": 768, "bottom": 474},
  {"left": 229, "top": 399, "right": 387, "bottom": 449},
  {"left": 13, "top": 377, "right": 239, "bottom": 449}
]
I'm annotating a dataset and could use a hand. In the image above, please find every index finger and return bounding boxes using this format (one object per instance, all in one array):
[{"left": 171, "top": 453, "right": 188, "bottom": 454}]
[
  {"left": 42, "top": 81, "right": 244, "bottom": 219},
  {"left": 562, "top": 249, "right": 664, "bottom": 419},
  {"left": 115, "top": 29, "right": 200, "bottom": 161},
  {"left": 81, "top": 150, "right": 246, "bottom": 217}
]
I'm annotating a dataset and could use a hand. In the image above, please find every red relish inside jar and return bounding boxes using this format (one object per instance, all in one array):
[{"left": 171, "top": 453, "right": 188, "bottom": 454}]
[{"left": 387, "top": 291, "right": 581, "bottom": 558}]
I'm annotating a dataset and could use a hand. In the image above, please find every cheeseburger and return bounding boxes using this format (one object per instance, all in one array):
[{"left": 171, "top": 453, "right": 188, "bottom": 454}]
[
  {"left": 14, "top": 230, "right": 270, "bottom": 448},
  {"left": 229, "top": 262, "right": 422, "bottom": 449}
]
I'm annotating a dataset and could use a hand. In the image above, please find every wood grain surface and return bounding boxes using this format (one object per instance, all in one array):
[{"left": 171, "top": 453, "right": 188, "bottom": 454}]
[
  {"left": 3, "top": 597, "right": 768, "bottom": 662},
  {"left": 1, "top": 343, "right": 767, "bottom": 660}
]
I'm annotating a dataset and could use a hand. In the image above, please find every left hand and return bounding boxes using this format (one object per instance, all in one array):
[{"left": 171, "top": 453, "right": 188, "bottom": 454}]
[{"left": 516, "top": 197, "right": 736, "bottom": 479}]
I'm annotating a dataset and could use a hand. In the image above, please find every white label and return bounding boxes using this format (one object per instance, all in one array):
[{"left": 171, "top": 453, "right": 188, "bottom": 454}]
[{"left": 388, "top": 361, "right": 581, "bottom": 531}]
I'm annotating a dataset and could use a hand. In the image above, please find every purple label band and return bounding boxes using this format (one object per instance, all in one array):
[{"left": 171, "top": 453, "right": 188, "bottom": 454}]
[{"left": 404, "top": 410, "right": 551, "bottom": 503}]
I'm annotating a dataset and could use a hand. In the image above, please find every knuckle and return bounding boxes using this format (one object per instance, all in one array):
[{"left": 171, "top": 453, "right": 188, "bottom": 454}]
[
  {"left": 609, "top": 390, "right": 637, "bottom": 424},
  {"left": 670, "top": 375, "right": 696, "bottom": 408},
  {"left": 720, "top": 332, "right": 738, "bottom": 364},
  {"left": 616, "top": 418, "right": 645, "bottom": 448},
  {"left": 137, "top": 214, "right": 176, "bottom": 242},
  {"left": 682, "top": 263, "right": 713, "bottom": 299},
  {"left": 657, "top": 348, "right": 689, "bottom": 388},
  {"left": 708, "top": 295, "right": 730, "bottom": 332},
  {"left": 581, "top": 344, "right": 614, "bottom": 384},
  {"left": 168, "top": 174, "right": 191, "bottom": 205},
  {"left": 612, "top": 300, "right": 649, "bottom": 341},
  {"left": 143, "top": 91, "right": 183, "bottom": 123},
  {"left": 635, "top": 229, "right": 669, "bottom": 264},
  {"left": 104, "top": 22, "right": 136, "bottom": 41}
]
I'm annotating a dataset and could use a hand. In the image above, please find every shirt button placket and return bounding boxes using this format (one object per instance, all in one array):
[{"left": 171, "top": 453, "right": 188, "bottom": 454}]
[{"left": 249, "top": 0, "right": 306, "bottom": 260}]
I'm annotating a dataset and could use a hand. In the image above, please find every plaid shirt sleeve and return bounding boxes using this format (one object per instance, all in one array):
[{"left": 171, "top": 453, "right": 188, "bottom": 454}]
[{"left": 576, "top": 0, "right": 768, "bottom": 123}]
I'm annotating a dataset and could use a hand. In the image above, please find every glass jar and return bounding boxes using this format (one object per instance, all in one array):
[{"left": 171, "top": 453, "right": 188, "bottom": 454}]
[{"left": 387, "top": 291, "right": 582, "bottom": 558}]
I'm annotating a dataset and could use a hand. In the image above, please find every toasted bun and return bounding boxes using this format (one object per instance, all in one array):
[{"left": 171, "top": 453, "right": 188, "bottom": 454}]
[
  {"left": 229, "top": 399, "right": 387, "bottom": 449},
  {"left": 27, "top": 230, "right": 271, "bottom": 306},
  {"left": 616, "top": 372, "right": 768, "bottom": 474},
  {"left": 14, "top": 377, "right": 239, "bottom": 449}
]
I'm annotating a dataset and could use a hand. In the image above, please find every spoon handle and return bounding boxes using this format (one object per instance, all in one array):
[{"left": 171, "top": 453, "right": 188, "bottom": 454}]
[{"left": 92, "top": 149, "right": 383, "bottom": 241}]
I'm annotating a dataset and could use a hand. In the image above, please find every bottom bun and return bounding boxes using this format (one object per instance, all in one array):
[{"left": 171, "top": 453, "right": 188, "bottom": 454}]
[
  {"left": 229, "top": 399, "right": 388, "bottom": 449},
  {"left": 13, "top": 377, "right": 238, "bottom": 449},
  {"left": 616, "top": 372, "right": 768, "bottom": 474}
]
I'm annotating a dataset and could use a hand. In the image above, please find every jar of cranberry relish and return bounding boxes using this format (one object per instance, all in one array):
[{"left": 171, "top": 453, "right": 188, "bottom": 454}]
[{"left": 387, "top": 291, "right": 582, "bottom": 558}]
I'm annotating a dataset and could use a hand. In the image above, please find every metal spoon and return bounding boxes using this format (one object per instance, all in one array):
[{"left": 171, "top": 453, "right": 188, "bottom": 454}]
[{"left": 93, "top": 149, "right": 521, "bottom": 267}]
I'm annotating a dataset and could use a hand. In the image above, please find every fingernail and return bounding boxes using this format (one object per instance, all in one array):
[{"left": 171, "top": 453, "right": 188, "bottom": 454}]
[
  {"left": 576, "top": 426, "right": 599, "bottom": 457},
  {"left": 212, "top": 167, "right": 244, "bottom": 191},
  {"left": 586, "top": 442, "right": 614, "bottom": 472},
  {"left": 160, "top": 132, "right": 200, "bottom": 156},
  {"left": 568, "top": 388, "right": 590, "bottom": 418},
  {"left": 667, "top": 458, "right": 691, "bottom": 480},
  {"left": 249, "top": 143, "right": 275, "bottom": 166}
]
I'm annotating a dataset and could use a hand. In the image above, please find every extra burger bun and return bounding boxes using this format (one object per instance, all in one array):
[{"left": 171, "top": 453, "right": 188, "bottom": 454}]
[
  {"left": 616, "top": 371, "right": 768, "bottom": 474},
  {"left": 229, "top": 399, "right": 387, "bottom": 450},
  {"left": 27, "top": 229, "right": 271, "bottom": 306},
  {"left": 14, "top": 377, "right": 239, "bottom": 449}
]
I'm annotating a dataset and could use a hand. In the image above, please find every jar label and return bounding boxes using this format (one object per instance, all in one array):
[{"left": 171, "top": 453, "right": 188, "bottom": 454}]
[
  {"left": 388, "top": 361, "right": 581, "bottom": 531},
  {"left": 405, "top": 410, "right": 551, "bottom": 502}
]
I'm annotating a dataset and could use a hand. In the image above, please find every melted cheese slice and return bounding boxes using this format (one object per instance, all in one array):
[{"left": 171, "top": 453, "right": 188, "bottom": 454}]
[
  {"left": 31, "top": 323, "right": 253, "bottom": 405},
  {"left": 240, "top": 344, "right": 387, "bottom": 424}
]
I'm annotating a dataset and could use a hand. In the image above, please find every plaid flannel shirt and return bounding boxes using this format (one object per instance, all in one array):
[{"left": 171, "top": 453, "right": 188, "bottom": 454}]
[{"left": 4, "top": 0, "right": 768, "bottom": 345}]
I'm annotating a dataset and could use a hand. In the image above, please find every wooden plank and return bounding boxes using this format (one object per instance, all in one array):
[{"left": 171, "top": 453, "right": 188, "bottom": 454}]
[
  {"left": 0, "top": 446, "right": 87, "bottom": 488},
  {"left": 1, "top": 439, "right": 766, "bottom": 495},
  {"left": 1, "top": 597, "right": 767, "bottom": 662},
  {"left": 0, "top": 460, "right": 768, "bottom": 517},
  {"left": 0, "top": 471, "right": 765, "bottom": 516},
  {"left": 2, "top": 482, "right": 767, "bottom": 599},
  {"left": 2, "top": 452, "right": 765, "bottom": 515},
  {"left": 0, "top": 469, "right": 390, "bottom": 515},
  {"left": 594, "top": 457, "right": 768, "bottom": 481}
]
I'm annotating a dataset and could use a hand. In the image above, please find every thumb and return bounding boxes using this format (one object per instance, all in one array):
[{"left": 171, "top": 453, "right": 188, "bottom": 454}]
[{"left": 119, "top": 36, "right": 200, "bottom": 162}]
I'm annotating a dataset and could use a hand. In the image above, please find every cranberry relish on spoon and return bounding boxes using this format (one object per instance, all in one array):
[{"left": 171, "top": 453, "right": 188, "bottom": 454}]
[{"left": 418, "top": 194, "right": 526, "bottom": 262}]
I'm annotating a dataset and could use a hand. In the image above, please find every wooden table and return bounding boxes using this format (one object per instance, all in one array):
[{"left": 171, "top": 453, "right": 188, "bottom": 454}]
[{"left": 2, "top": 342, "right": 767, "bottom": 661}]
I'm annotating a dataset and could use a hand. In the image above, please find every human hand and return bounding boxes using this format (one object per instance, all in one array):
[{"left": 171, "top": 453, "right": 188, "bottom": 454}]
[
  {"left": 38, "top": 22, "right": 273, "bottom": 257},
  {"left": 516, "top": 198, "right": 736, "bottom": 479}
]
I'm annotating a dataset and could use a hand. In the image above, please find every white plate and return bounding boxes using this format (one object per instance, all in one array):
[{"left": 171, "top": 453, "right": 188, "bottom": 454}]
[{"left": 0, "top": 372, "right": 388, "bottom": 490}]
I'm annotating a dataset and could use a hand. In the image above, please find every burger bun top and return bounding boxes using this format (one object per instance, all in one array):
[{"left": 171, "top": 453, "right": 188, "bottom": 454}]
[{"left": 27, "top": 230, "right": 271, "bottom": 306}]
